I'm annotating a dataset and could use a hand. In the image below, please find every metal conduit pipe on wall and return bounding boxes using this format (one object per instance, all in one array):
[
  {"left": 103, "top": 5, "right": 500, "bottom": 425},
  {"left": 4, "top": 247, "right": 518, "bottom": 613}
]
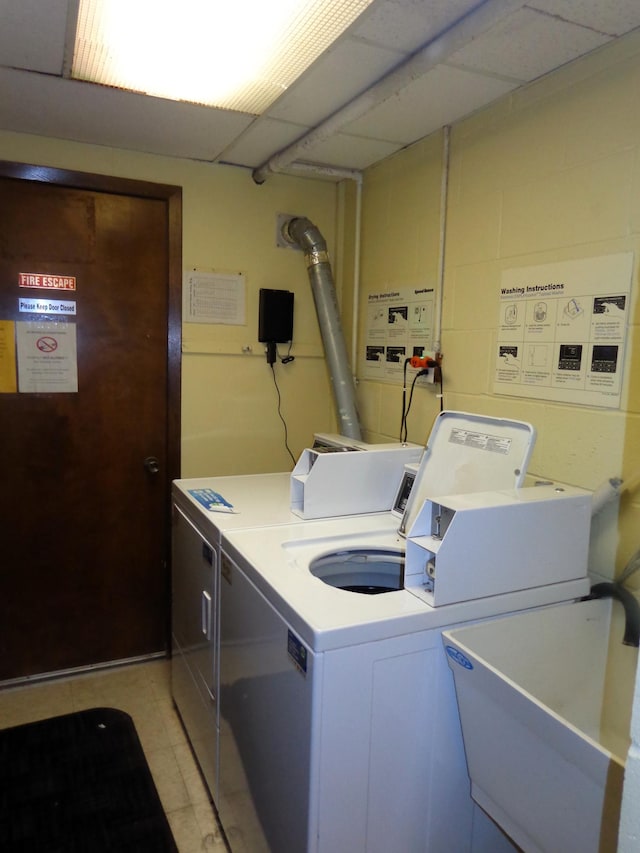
[{"left": 282, "top": 216, "right": 363, "bottom": 440}]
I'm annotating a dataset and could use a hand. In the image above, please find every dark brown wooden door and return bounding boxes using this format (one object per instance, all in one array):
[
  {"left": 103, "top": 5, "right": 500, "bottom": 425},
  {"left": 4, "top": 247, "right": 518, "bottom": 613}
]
[{"left": 0, "top": 164, "right": 181, "bottom": 681}]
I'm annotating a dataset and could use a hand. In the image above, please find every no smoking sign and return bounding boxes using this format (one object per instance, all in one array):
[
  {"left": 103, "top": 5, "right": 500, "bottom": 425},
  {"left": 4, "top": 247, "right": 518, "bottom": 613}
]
[{"left": 36, "top": 336, "right": 58, "bottom": 353}]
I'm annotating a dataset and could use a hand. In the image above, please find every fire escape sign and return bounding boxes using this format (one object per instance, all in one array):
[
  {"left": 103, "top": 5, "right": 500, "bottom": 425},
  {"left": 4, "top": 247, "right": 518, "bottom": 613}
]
[{"left": 19, "top": 272, "right": 77, "bottom": 291}]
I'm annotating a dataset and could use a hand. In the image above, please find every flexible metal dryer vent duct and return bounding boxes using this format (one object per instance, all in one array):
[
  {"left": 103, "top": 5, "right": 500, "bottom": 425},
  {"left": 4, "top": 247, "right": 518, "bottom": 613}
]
[{"left": 282, "top": 217, "right": 362, "bottom": 440}]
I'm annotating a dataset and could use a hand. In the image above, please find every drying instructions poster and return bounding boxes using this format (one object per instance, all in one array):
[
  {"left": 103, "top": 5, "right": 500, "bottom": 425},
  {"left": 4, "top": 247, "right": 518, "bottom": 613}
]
[
  {"left": 362, "top": 286, "right": 435, "bottom": 383},
  {"left": 494, "top": 253, "right": 633, "bottom": 408}
]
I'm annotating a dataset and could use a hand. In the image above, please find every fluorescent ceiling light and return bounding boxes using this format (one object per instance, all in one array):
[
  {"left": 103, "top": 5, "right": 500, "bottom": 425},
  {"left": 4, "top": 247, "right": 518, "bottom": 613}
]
[{"left": 72, "top": 0, "right": 374, "bottom": 114}]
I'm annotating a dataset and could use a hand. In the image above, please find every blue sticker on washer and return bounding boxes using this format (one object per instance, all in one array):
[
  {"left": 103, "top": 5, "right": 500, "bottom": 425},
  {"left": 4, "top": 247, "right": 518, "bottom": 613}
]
[
  {"left": 287, "top": 630, "right": 308, "bottom": 676},
  {"left": 188, "top": 488, "right": 235, "bottom": 512},
  {"left": 445, "top": 645, "right": 474, "bottom": 670}
]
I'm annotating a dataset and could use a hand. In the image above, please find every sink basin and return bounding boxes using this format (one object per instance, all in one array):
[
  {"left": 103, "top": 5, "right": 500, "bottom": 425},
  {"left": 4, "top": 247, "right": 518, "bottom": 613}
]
[{"left": 442, "top": 598, "right": 638, "bottom": 853}]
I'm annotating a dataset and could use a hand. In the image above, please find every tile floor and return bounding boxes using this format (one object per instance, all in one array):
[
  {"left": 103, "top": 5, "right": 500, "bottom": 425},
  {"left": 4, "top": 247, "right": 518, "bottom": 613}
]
[{"left": 0, "top": 657, "right": 228, "bottom": 853}]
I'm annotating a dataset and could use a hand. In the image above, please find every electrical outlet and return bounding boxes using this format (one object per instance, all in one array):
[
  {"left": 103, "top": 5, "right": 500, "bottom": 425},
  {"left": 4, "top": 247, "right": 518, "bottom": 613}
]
[{"left": 416, "top": 368, "right": 436, "bottom": 386}]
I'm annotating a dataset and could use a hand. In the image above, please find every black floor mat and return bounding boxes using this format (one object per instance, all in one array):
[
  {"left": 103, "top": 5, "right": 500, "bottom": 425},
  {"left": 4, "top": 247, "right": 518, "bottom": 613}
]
[{"left": 0, "top": 707, "right": 178, "bottom": 852}]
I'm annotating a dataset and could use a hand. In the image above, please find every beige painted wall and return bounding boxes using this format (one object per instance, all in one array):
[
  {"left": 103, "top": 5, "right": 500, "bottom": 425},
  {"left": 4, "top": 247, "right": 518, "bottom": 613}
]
[
  {"left": 0, "top": 132, "right": 341, "bottom": 475},
  {"left": 355, "top": 29, "right": 640, "bottom": 583},
  {"left": 356, "top": 132, "right": 445, "bottom": 444}
]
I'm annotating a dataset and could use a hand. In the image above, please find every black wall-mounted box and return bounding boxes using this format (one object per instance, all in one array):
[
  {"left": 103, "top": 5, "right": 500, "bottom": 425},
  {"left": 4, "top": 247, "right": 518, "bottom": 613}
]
[{"left": 258, "top": 288, "right": 294, "bottom": 342}]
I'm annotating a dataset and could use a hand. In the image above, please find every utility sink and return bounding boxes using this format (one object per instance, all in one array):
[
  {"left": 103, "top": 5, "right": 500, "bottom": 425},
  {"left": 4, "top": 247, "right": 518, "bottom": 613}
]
[{"left": 443, "top": 598, "right": 638, "bottom": 853}]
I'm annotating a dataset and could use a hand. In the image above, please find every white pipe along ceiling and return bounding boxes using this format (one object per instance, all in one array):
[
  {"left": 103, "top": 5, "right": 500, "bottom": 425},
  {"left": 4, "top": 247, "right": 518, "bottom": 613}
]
[{"left": 251, "top": 0, "right": 527, "bottom": 183}]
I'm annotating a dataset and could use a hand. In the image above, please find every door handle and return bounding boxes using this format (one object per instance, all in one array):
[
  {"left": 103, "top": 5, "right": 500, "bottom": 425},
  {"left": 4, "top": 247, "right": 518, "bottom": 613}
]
[
  {"left": 143, "top": 456, "right": 160, "bottom": 474},
  {"left": 201, "top": 591, "right": 212, "bottom": 640}
]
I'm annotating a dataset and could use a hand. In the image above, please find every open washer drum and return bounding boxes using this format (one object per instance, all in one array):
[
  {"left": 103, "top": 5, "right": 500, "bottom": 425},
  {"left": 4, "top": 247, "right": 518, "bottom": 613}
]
[{"left": 308, "top": 411, "right": 536, "bottom": 595}]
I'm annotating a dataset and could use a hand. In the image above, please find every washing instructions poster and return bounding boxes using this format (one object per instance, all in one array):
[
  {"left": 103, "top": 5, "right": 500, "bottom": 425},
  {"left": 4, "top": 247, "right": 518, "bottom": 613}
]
[
  {"left": 16, "top": 321, "right": 78, "bottom": 393},
  {"left": 494, "top": 252, "right": 633, "bottom": 408},
  {"left": 362, "top": 286, "right": 435, "bottom": 383}
]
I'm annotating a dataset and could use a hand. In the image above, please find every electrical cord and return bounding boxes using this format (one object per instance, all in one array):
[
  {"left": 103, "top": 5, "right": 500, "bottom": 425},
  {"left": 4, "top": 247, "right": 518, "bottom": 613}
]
[
  {"left": 402, "top": 370, "right": 429, "bottom": 441},
  {"left": 400, "top": 358, "right": 409, "bottom": 442},
  {"left": 279, "top": 342, "right": 295, "bottom": 364},
  {"left": 435, "top": 360, "right": 444, "bottom": 412},
  {"left": 270, "top": 361, "right": 296, "bottom": 467}
]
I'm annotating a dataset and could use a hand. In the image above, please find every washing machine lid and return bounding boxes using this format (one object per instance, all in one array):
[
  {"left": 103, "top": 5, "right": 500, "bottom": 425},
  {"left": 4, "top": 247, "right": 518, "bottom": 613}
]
[{"left": 398, "top": 411, "right": 536, "bottom": 536}]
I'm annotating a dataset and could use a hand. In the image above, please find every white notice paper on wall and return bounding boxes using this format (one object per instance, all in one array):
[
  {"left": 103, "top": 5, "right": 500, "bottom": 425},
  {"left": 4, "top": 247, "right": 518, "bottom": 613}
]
[
  {"left": 16, "top": 321, "right": 78, "bottom": 393},
  {"left": 183, "top": 270, "right": 246, "bottom": 325},
  {"left": 494, "top": 252, "right": 633, "bottom": 409}
]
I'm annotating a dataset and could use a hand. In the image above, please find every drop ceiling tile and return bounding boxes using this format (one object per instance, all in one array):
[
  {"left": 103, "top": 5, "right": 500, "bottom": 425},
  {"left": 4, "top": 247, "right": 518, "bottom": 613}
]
[
  {"left": 219, "top": 117, "right": 312, "bottom": 169},
  {"left": 0, "top": 68, "right": 254, "bottom": 161},
  {"left": 448, "top": 6, "right": 611, "bottom": 81},
  {"left": 529, "top": 0, "right": 640, "bottom": 37},
  {"left": 267, "top": 40, "right": 403, "bottom": 126},
  {"left": 298, "top": 133, "right": 403, "bottom": 170},
  {"left": 0, "top": 0, "right": 68, "bottom": 74},
  {"left": 342, "top": 64, "right": 517, "bottom": 144},
  {"left": 352, "top": 0, "right": 481, "bottom": 53}
]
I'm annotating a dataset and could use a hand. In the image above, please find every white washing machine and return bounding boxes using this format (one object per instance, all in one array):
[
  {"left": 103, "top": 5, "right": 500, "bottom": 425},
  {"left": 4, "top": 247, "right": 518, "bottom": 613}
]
[
  {"left": 216, "top": 414, "right": 593, "bottom": 852},
  {"left": 221, "top": 503, "right": 590, "bottom": 853}
]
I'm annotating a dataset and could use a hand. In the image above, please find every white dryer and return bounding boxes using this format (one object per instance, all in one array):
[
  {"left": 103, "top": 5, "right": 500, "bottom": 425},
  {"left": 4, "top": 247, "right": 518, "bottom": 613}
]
[
  {"left": 171, "top": 446, "right": 419, "bottom": 826},
  {"left": 171, "top": 472, "right": 296, "bottom": 807}
]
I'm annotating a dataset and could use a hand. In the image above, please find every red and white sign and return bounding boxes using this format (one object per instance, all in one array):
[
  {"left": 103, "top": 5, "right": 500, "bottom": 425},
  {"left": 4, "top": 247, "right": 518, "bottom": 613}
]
[{"left": 19, "top": 272, "right": 77, "bottom": 291}]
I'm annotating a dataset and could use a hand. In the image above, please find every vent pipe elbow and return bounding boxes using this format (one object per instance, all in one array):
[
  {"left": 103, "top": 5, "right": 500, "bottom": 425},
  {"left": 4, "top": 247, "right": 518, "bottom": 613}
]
[
  {"left": 282, "top": 217, "right": 362, "bottom": 441},
  {"left": 283, "top": 217, "right": 326, "bottom": 256}
]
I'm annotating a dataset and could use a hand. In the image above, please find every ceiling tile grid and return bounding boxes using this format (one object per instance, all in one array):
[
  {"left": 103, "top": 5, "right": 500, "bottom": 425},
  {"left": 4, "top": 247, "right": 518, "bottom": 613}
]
[
  {"left": 0, "top": 0, "right": 639, "bottom": 175},
  {"left": 447, "top": 6, "right": 612, "bottom": 80}
]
